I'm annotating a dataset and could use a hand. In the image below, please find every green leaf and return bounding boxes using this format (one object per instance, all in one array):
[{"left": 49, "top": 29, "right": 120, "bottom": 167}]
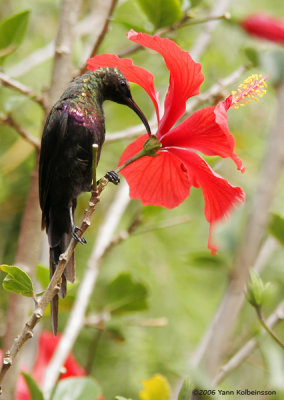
[
  {"left": 114, "top": 0, "right": 153, "bottom": 33},
  {"left": 268, "top": 213, "right": 284, "bottom": 247},
  {"left": 178, "top": 377, "right": 192, "bottom": 400},
  {"left": 137, "top": 0, "right": 183, "bottom": 29},
  {"left": 243, "top": 47, "right": 260, "bottom": 67},
  {"left": 104, "top": 273, "right": 148, "bottom": 314},
  {"left": 0, "top": 264, "right": 34, "bottom": 297},
  {"left": 189, "top": 252, "right": 227, "bottom": 268},
  {"left": 0, "top": 10, "right": 30, "bottom": 61},
  {"left": 36, "top": 264, "right": 50, "bottom": 290},
  {"left": 53, "top": 377, "right": 102, "bottom": 400},
  {"left": 21, "top": 372, "right": 44, "bottom": 400}
]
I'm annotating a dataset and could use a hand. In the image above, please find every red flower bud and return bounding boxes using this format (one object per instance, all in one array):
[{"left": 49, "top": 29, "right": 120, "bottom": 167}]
[{"left": 240, "top": 13, "right": 284, "bottom": 45}]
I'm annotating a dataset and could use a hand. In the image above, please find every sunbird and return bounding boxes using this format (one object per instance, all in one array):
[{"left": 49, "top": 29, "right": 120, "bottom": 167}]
[{"left": 39, "top": 67, "right": 151, "bottom": 334}]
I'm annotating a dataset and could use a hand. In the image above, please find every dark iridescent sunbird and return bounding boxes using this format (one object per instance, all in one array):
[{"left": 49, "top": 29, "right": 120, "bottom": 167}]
[{"left": 39, "top": 67, "right": 151, "bottom": 334}]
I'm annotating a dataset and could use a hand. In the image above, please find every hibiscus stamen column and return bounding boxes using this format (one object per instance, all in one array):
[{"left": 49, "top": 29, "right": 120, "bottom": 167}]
[{"left": 231, "top": 74, "right": 268, "bottom": 108}]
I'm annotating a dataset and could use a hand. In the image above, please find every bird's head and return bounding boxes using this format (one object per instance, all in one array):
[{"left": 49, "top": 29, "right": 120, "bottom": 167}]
[{"left": 97, "top": 67, "right": 151, "bottom": 136}]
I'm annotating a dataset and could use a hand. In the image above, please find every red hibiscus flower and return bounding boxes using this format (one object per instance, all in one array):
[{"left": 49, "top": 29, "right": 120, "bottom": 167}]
[
  {"left": 15, "top": 331, "right": 85, "bottom": 400},
  {"left": 240, "top": 13, "right": 284, "bottom": 45},
  {"left": 88, "top": 31, "right": 266, "bottom": 254}
]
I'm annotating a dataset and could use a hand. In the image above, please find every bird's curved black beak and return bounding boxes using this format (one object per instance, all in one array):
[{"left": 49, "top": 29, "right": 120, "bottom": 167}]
[{"left": 126, "top": 97, "right": 151, "bottom": 137}]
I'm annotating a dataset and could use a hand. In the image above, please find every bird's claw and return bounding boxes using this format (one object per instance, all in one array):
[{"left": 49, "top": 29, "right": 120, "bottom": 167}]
[
  {"left": 104, "top": 170, "right": 120, "bottom": 185},
  {"left": 72, "top": 226, "right": 87, "bottom": 244}
]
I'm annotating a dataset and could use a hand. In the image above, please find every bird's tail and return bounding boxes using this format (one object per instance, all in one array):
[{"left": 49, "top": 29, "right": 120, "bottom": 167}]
[{"left": 49, "top": 233, "right": 75, "bottom": 335}]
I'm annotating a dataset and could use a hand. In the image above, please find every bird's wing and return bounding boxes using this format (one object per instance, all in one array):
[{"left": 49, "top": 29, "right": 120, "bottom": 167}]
[{"left": 39, "top": 106, "right": 69, "bottom": 228}]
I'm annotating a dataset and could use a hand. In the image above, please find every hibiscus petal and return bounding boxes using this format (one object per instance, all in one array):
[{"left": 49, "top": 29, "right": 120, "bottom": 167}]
[
  {"left": 169, "top": 148, "right": 245, "bottom": 254},
  {"left": 127, "top": 30, "right": 204, "bottom": 137},
  {"left": 118, "top": 134, "right": 190, "bottom": 208},
  {"left": 161, "top": 101, "right": 244, "bottom": 172},
  {"left": 87, "top": 54, "right": 160, "bottom": 121}
]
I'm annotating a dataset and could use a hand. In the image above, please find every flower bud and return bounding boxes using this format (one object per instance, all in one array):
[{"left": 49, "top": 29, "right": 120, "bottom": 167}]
[{"left": 247, "top": 270, "right": 271, "bottom": 308}]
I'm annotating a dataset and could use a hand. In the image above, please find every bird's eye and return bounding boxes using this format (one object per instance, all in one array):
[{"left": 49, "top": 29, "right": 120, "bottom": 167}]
[{"left": 120, "top": 80, "right": 126, "bottom": 87}]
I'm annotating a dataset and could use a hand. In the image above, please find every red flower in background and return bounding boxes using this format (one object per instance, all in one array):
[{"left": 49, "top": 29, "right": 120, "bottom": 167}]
[
  {"left": 15, "top": 331, "right": 85, "bottom": 400},
  {"left": 88, "top": 31, "right": 266, "bottom": 254},
  {"left": 241, "top": 13, "right": 284, "bottom": 45}
]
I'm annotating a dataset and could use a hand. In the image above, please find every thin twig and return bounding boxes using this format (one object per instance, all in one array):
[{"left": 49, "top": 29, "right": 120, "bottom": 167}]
[
  {"left": 117, "top": 13, "right": 230, "bottom": 58},
  {"left": 0, "top": 179, "right": 109, "bottom": 389},
  {"left": 0, "top": 72, "right": 46, "bottom": 110},
  {"left": 80, "top": 0, "right": 119, "bottom": 74},
  {"left": 213, "top": 300, "right": 284, "bottom": 385},
  {"left": 255, "top": 306, "right": 284, "bottom": 349},
  {"left": 0, "top": 114, "right": 40, "bottom": 150},
  {"left": 92, "top": 144, "right": 99, "bottom": 191}
]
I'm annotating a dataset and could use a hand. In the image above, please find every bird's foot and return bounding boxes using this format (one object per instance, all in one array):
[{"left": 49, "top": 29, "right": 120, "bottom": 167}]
[
  {"left": 72, "top": 226, "right": 87, "bottom": 244},
  {"left": 104, "top": 170, "right": 120, "bottom": 185}
]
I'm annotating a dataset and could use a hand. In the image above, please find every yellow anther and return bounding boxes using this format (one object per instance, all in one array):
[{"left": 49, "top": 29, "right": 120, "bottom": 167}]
[{"left": 231, "top": 73, "right": 267, "bottom": 109}]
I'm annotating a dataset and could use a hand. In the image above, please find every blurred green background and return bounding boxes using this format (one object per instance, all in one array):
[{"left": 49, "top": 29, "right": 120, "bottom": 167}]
[{"left": 0, "top": 0, "right": 284, "bottom": 399}]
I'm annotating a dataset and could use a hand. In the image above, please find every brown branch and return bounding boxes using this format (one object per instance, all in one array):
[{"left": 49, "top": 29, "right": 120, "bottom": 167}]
[
  {"left": 0, "top": 114, "right": 40, "bottom": 150},
  {"left": 0, "top": 72, "right": 46, "bottom": 110},
  {"left": 47, "top": 0, "right": 83, "bottom": 107},
  {"left": 80, "top": 0, "right": 119, "bottom": 74},
  {"left": 0, "top": 179, "right": 109, "bottom": 388}
]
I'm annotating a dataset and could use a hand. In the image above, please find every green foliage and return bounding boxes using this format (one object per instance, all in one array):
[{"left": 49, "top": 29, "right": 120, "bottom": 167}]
[
  {"left": 178, "top": 377, "right": 192, "bottom": 400},
  {"left": 268, "top": 213, "right": 284, "bottom": 247},
  {"left": 21, "top": 372, "right": 44, "bottom": 400},
  {"left": 137, "top": 0, "right": 183, "bottom": 29},
  {"left": 189, "top": 252, "right": 228, "bottom": 268},
  {"left": 52, "top": 377, "right": 102, "bottom": 400},
  {"left": 243, "top": 47, "right": 260, "bottom": 67},
  {"left": 103, "top": 273, "right": 148, "bottom": 314},
  {"left": 0, "top": 10, "right": 30, "bottom": 61},
  {"left": 36, "top": 263, "right": 50, "bottom": 289},
  {"left": 114, "top": 0, "right": 152, "bottom": 33},
  {"left": 0, "top": 264, "right": 34, "bottom": 297}
]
